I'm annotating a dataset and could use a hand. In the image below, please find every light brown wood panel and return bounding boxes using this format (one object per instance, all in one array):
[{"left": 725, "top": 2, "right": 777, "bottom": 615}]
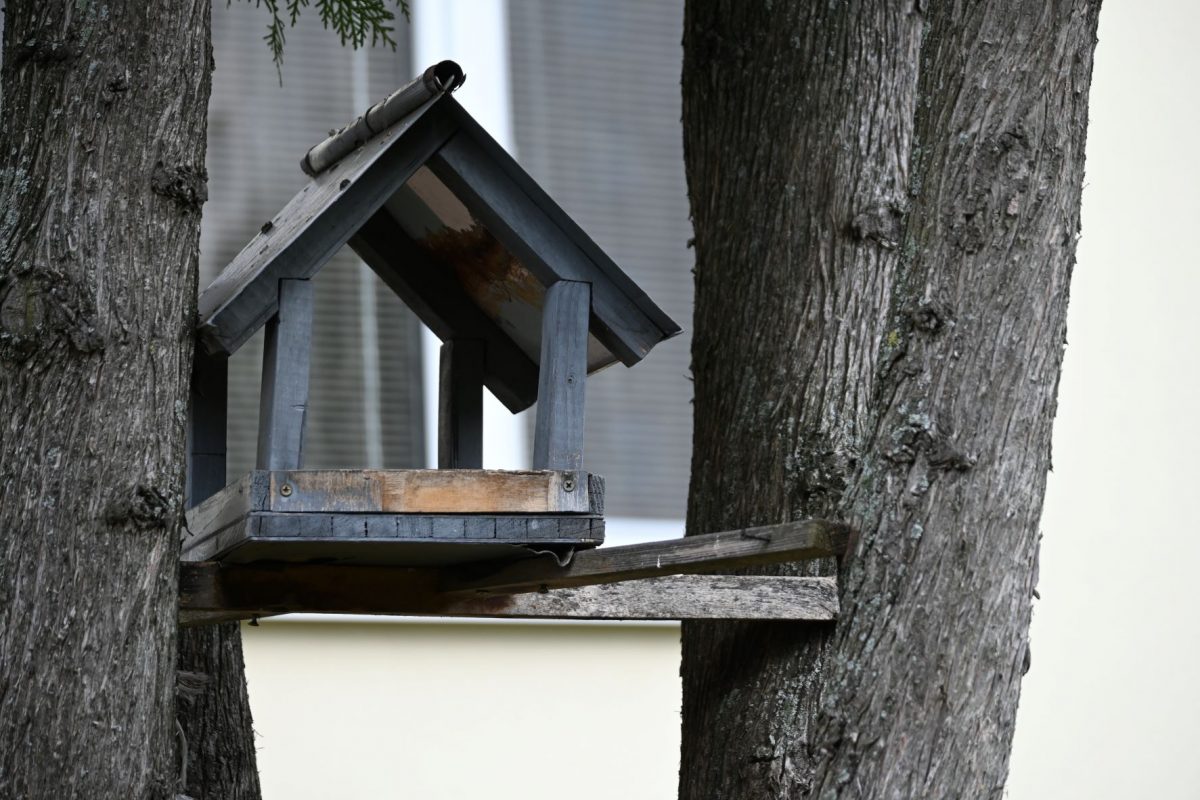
[{"left": 379, "top": 469, "right": 590, "bottom": 513}]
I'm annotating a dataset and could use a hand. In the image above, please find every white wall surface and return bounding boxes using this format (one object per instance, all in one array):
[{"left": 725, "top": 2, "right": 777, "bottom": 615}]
[
  {"left": 243, "top": 1, "right": 1200, "bottom": 797},
  {"left": 243, "top": 619, "right": 681, "bottom": 800},
  {"left": 1006, "top": 1, "right": 1200, "bottom": 796}
]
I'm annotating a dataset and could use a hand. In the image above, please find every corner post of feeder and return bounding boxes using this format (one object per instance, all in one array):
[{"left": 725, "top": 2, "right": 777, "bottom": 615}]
[
  {"left": 533, "top": 280, "right": 590, "bottom": 471},
  {"left": 187, "top": 347, "right": 228, "bottom": 508},
  {"left": 438, "top": 338, "right": 485, "bottom": 468},
  {"left": 257, "top": 278, "right": 315, "bottom": 470}
]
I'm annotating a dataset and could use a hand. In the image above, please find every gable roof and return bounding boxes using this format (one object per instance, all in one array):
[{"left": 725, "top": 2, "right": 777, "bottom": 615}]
[{"left": 196, "top": 61, "right": 681, "bottom": 413}]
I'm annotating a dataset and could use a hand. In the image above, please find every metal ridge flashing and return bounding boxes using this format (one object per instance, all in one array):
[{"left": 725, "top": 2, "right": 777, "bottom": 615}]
[{"left": 300, "top": 60, "right": 466, "bottom": 176}]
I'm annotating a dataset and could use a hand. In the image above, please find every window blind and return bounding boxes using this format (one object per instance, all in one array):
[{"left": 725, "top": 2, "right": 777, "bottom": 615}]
[
  {"left": 507, "top": 0, "right": 694, "bottom": 520},
  {"left": 203, "top": 3, "right": 424, "bottom": 477}
]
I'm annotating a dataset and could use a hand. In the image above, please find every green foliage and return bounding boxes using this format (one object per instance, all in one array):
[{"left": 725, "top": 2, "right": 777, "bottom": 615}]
[{"left": 243, "top": 0, "right": 412, "bottom": 77}]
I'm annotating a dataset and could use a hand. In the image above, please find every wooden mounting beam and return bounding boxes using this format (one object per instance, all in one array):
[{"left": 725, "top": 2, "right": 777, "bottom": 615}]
[
  {"left": 179, "top": 568, "right": 837, "bottom": 625},
  {"left": 441, "top": 519, "right": 850, "bottom": 596},
  {"left": 179, "top": 519, "right": 850, "bottom": 624}
]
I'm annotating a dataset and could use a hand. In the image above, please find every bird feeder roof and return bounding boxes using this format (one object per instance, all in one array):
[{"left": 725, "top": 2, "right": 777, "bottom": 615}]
[{"left": 196, "top": 61, "right": 681, "bottom": 413}]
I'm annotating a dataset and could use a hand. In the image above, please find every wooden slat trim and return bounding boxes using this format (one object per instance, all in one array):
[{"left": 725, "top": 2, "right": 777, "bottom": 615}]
[{"left": 180, "top": 513, "right": 603, "bottom": 563}]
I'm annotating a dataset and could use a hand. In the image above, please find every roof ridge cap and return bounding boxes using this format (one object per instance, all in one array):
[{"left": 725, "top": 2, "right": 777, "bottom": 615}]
[{"left": 299, "top": 60, "right": 466, "bottom": 177}]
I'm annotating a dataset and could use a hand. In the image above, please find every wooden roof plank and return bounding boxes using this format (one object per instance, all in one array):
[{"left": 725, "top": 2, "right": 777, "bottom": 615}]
[
  {"left": 435, "top": 98, "right": 682, "bottom": 356},
  {"left": 348, "top": 208, "right": 540, "bottom": 411},
  {"left": 197, "top": 101, "right": 457, "bottom": 355},
  {"left": 428, "top": 125, "right": 673, "bottom": 366},
  {"left": 194, "top": 83, "right": 681, "bottom": 379}
]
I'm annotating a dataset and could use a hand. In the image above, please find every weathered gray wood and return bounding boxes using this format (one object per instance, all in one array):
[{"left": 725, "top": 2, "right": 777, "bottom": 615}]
[
  {"left": 183, "top": 469, "right": 603, "bottom": 559},
  {"left": 256, "top": 279, "right": 313, "bottom": 470},
  {"left": 187, "top": 348, "right": 228, "bottom": 508},
  {"left": 349, "top": 209, "right": 541, "bottom": 411},
  {"left": 179, "top": 568, "right": 838, "bottom": 624},
  {"left": 532, "top": 281, "right": 590, "bottom": 471},
  {"left": 587, "top": 473, "right": 605, "bottom": 516},
  {"left": 440, "top": 575, "right": 838, "bottom": 621},
  {"left": 181, "top": 471, "right": 271, "bottom": 555},
  {"left": 197, "top": 104, "right": 457, "bottom": 356},
  {"left": 429, "top": 106, "right": 682, "bottom": 365},
  {"left": 181, "top": 512, "right": 602, "bottom": 563},
  {"left": 438, "top": 339, "right": 484, "bottom": 468},
  {"left": 442, "top": 519, "right": 851, "bottom": 596}
]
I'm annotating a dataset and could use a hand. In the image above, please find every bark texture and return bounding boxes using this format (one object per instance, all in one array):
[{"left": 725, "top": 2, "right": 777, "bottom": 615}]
[
  {"left": 0, "top": 4, "right": 258, "bottom": 798},
  {"left": 680, "top": 1, "right": 1100, "bottom": 798},
  {"left": 178, "top": 623, "right": 262, "bottom": 800}
]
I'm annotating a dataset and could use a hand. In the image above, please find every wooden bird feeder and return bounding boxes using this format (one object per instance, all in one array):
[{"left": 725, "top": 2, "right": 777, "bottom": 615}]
[
  {"left": 181, "top": 62, "right": 851, "bottom": 624},
  {"left": 183, "top": 61, "right": 680, "bottom": 570}
]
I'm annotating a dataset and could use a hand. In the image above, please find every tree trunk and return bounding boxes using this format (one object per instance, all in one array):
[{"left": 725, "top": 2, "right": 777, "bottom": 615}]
[
  {"left": 680, "top": 2, "right": 1100, "bottom": 798},
  {"left": 178, "top": 623, "right": 262, "bottom": 800},
  {"left": 0, "top": 4, "right": 257, "bottom": 798}
]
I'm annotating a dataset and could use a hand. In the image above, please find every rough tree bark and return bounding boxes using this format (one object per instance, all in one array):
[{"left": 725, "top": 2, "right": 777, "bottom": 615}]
[
  {"left": 177, "top": 623, "right": 262, "bottom": 799},
  {"left": 0, "top": 4, "right": 259, "bottom": 798},
  {"left": 680, "top": 2, "right": 1100, "bottom": 798}
]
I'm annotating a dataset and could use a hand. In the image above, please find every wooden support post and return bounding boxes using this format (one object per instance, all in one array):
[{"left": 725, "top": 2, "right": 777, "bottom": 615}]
[
  {"left": 187, "top": 348, "right": 228, "bottom": 508},
  {"left": 256, "top": 279, "right": 314, "bottom": 470},
  {"left": 533, "top": 280, "right": 590, "bottom": 470},
  {"left": 438, "top": 339, "right": 484, "bottom": 468}
]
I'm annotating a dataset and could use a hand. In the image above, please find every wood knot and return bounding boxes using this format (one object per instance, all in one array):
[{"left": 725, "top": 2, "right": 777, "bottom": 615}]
[
  {"left": 151, "top": 162, "right": 208, "bottom": 212},
  {"left": 850, "top": 202, "right": 905, "bottom": 250},
  {"left": 104, "top": 483, "right": 175, "bottom": 530},
  {"left": 0, "top": 271, "right": 104, "bottom": 361},
  {"left": 909, "top": 302, "right": 952, "bottom": 334}
]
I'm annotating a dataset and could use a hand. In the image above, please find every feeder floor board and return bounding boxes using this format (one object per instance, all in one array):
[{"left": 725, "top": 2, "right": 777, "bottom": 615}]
[{"left": 182, "top": 469, "right": 604, "bottom": 566}]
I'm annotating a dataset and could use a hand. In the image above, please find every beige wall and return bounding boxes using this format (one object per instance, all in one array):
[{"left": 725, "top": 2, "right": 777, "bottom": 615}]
[
  {"left": 243, "top": 619, "right": 681, "bottom": 799},
  {"left": 1006, "top": 1, "right": 1200, "bottom": 796},
  {"left": 244, "top": 1, "right": 1200, "bottom": 797}
]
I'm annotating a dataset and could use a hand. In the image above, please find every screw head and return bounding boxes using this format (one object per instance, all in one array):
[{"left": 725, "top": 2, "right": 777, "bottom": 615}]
[
  {"left": 563, "top": 477, "right": 576, "bottom": 492},
  {"left": 280, "top": 483, "right": 293, "bottom": 497}
]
